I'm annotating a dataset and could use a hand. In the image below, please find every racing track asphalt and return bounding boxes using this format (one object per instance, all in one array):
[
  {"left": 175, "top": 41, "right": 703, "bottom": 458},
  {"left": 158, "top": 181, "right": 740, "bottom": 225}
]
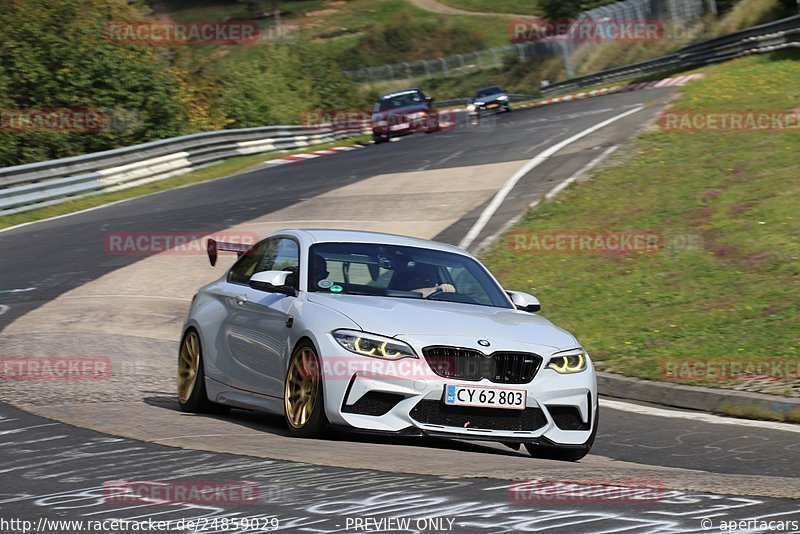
[
  {"left": 2, "top": 401, "right": 799, "bottom": 533},
  {"left": 1, "top": 86, "right": 798, "bottom": 525}
]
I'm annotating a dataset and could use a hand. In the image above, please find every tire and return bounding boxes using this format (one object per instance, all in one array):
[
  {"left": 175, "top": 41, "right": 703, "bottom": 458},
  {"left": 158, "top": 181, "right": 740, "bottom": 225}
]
[
  {"left": 373, "top": 134, "right": 386, "bottom": 144},
  {"left": 284, "top": 340, "right": 327, "bottom": 437},
  {"left": 177, "top": 329, "right": 228, "bottom": 414},
  {"left": 525, "top": 405, "right": 599, "bottom": 462}
]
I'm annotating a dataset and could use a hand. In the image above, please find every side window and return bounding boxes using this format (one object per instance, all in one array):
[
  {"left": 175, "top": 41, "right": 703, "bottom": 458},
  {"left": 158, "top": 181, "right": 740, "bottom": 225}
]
[
  {"left": 269, "top": 239, "right": 300, "bottom": 288},
  {"left": 228, "top": 239, "right": 270, "bottom": 285},
  {"left": 228, "top": 238, "right": 299, "bottom": 286}
]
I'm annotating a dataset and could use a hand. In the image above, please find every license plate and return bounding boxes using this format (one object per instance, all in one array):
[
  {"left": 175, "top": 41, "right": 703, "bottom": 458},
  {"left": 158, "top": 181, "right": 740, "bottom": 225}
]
[
  {"left": 444, "top": 385, "right": 526, "bottom": 410},
  {"left": 389, "top": 123, "right": 409, "bottom": 131},
  {"left": 487, "top": 103, "right": 499, "bottom": 109}
]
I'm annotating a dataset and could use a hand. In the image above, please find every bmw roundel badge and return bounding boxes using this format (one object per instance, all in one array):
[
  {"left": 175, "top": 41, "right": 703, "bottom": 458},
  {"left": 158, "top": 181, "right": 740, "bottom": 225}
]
[{"left": 477, "top": 339, "right": 491, "bottom": 347}]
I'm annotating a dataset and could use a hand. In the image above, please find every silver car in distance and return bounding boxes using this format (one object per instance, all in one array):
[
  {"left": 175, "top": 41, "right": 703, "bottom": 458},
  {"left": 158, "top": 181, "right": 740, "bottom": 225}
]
[{"left": 178, "top": 229, "right": 597, "bottom": 461}]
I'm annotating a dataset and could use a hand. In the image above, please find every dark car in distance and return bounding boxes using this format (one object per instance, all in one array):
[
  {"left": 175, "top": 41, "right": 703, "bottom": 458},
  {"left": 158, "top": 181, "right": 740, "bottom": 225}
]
[
  {"left": 371, "top": 88, "right": 440, "bottom": 143},
  {"left": 468, "top": 85, "right": 511, "bottom": 121}
]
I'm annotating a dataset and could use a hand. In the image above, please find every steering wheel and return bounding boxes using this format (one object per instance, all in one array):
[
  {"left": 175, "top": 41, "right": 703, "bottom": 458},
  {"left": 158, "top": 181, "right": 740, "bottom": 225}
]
[
  {"left": 427, "top": 291, "right": 481, "bottom": 304},
  {"left": 426, "top": 289, "right": 446, "bottom": 300}
]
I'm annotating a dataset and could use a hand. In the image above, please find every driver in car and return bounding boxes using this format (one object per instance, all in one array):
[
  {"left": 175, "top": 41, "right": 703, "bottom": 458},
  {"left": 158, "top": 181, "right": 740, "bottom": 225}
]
[
  {"left": 414, "top": 283, "right": 455, "bottom": 298},
  {"left": 392, "top": 262, "right": 455, "bottom": 298}
]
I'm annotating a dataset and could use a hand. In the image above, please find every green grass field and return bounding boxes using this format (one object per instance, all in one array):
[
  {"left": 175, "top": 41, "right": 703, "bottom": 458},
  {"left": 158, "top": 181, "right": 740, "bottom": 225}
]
[{"left": 481, "top": 50, "right": 800, "bottom": 396}]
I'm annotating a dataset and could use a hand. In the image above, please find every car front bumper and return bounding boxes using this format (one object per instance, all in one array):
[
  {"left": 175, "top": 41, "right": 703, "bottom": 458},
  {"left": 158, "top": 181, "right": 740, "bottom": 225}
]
[
  {"left": 470, "top": 100, "right": 510, "bottom": 115},
  {"left": 317, "top": 334, "right": 597, "bottom": 446}
]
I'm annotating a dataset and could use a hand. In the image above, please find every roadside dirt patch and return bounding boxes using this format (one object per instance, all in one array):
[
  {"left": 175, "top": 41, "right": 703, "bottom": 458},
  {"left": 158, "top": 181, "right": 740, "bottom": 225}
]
[{"left": 683, "top": 206, "right": 714, "bottom": 226}]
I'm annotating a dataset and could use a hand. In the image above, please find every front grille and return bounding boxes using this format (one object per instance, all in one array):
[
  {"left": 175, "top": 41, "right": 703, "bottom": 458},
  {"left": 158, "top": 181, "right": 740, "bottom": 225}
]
[
  {"left": 410, "top": 400, "right": 546, "bottom": 431},
  {"left": 342, "top": 392, "right": 405, "bottom": 416},
  {"left": 547, "top": 405, "right": 590, "bottom": 430},
  {"left": 422, "top": 347, "right": 541, "bottom": 384}
]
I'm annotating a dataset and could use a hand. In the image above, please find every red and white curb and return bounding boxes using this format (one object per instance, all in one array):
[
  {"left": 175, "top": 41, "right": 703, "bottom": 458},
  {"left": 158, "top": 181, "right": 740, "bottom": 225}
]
[
  {"left": 623, "top": 72, "right": 706, "bottom": 91},
  {"left": 529, "top": 73, "right": 706, "bottom": 108},
  {"left": 531, "top": 86, "right": 623, "bottom": 107},
  {"left": 263, "top": 145, "right": 366, "bottom": 166}
]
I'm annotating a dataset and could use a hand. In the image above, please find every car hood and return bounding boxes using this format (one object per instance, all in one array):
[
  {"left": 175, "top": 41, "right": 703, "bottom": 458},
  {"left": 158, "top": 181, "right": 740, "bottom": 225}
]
[
  {"left": 306, "top": 293, "right": 578, "bottom": 351},
  {"left": 475, "top": 94, "right": 505, "bottom": 104},
  {"left": 373, "top": 105, "right": 430, "bottom": 120}
]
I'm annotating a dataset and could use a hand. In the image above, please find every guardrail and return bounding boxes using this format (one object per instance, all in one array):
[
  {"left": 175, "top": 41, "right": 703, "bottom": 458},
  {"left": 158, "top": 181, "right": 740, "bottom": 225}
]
[
  {"left": 0, "top": 123, "right": 370, "bottom": 216},
  {"left": 541, "top": 14, "right": 800, "bottom": 95}
]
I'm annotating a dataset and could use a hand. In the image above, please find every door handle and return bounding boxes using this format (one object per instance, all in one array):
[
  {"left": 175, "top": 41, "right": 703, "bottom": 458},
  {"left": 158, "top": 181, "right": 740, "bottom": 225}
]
[{"left": 235, "top": 294, "right": 248, "bottom": 305}]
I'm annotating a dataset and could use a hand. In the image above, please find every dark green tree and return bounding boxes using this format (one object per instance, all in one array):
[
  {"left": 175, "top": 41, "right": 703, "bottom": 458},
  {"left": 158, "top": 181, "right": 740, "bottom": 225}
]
[
  {"left": 540, "top": 0, "right": 583, "bottom": 20},
  {"left": 221, "top": 43, "right": 362, "bottom": 128},
  {"left": 0, "top": 0, "right": 188, "bottom": 166}
]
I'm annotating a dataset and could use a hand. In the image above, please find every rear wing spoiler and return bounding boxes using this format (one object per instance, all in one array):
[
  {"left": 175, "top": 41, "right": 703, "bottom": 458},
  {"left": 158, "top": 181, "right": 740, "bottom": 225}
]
[{"left": 207, "top": 238, "right": 251, "bottom": 267}]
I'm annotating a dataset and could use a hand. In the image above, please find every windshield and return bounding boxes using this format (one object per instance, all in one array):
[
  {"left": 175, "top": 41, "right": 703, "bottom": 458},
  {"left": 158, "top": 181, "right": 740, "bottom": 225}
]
[
  {"left": 307, "top": 242, "right": 513, "bottom": 309},
  {"left": 476, "top": 86, "right": 503, "bottom": 97},
  {"left": 374, "top": 91, "right": 426, "bottom": 111}
]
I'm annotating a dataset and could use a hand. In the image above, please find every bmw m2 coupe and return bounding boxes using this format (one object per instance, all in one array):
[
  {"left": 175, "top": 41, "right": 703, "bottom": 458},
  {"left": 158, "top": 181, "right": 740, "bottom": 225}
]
[{"left": 178, "top": 229, "right": 597, "bottom": 461}]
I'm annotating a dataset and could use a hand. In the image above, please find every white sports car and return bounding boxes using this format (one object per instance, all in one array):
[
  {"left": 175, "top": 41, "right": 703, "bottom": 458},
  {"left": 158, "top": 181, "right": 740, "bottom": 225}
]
[{"left": 178, "top": 229, "right": 597, "bottom": 461}]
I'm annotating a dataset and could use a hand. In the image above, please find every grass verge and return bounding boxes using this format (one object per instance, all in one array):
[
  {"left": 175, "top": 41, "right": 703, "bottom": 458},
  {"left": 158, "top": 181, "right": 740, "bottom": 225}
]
[
  {"left": 0, "top": 135, "right": 371, "bottom": 230},
  {"left": 481, "top": 50, "right": 800, "bottom": 397}
]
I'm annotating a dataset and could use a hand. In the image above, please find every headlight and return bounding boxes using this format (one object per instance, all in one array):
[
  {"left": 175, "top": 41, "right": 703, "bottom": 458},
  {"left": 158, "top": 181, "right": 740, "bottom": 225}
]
[
  {"left": 497, "top": 95, "right": 509, "bottom": 101},
  {"left": 406, "top": 112, "right": 426, "bottom": 120},
  {"left": 375, "top": 120, "right": 388, "bottom": 127},
  {"left": 466, "top": 104, "right": 476, "bottom": 111},
  {"left": 333, "top": 330, "right": 417, "bottom": 360},
  {"left": 547, "top": 350, "right": 587, "bottom": 374}
]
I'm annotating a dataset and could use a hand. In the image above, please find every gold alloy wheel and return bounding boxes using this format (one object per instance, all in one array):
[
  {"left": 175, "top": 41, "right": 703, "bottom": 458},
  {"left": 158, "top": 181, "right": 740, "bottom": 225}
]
[
  {"left": 177, "top": 331, "right": 200, "bottom": 404},
  {"left": 285, "top": 347, "right": 320, "bottom": 428}
]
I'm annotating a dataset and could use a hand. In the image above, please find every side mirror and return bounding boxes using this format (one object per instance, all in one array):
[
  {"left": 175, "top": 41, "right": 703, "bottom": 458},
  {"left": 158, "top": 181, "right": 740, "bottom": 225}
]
[
  {"left": 507, "top": 290, "right": 541, "bottom": 313},
  {"left": 425, "top": 96, "right": 433, "bottom": 104},
  {"left": 249, "top": 271, "right": 296, "bottom": 296}
]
